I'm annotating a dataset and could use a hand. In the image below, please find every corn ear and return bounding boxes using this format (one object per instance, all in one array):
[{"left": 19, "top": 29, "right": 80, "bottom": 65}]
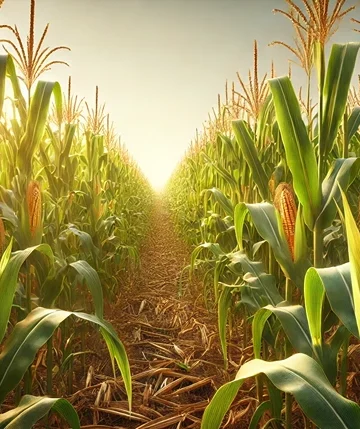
[
  {"left": 274, "top": 183, "right": 297, "bottom": 260},
  {"left": 269, "top": 175, "right": 276, "bottom": 198},
  {"left": 26, "top": 180, "right": 42, "bottom": 239}
]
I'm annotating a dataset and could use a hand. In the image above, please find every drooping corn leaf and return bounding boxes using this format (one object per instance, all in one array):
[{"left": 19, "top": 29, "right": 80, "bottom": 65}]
[
  {"left": 190, "top": 242, "right": 225, "bottom": 272},
  {"left": 69, "top": 260, "right": 104, "bottom": 319},
  {"left": 0, "top": 395, "right": 80, "bottom": 429},
  {"left": 232, "top": 120, "right": 269, "bottom": 200},
  {"left": 234, "top": 202, "right": 299, "bottom": 284},
  {"left": 229, "top": 251, "right": 283, "bottom": 306},
  {"left": 201, "top": 353, "right": 360, "bottom": 429},
  {"left": 340, "top": 189, "right": 360, "bottom": 335},
  {"left": 306, "top": 264, "right": 358, "bottom": 338},
  {"left": 0, "top": 244, "right": 54, "bottom": 344},
  {"left": 0, "top": 307, "right": 131, "bottom": 408},
  {"left": 202, "top": 188, "right": 234, "bottom": 217},
  {"left": 317, "top": 158, "right": 360, "bottom": 229},
  {"left": 253, "top": 305, "right": 313, "bottom": 359}
]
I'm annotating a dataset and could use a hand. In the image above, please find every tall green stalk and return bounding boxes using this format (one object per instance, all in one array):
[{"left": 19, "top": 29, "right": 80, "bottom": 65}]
[{"left": 313, "top": 42, "right": 326, "bottom": 269}]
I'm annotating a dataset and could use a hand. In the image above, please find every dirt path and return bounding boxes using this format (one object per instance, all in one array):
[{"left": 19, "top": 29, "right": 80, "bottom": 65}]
[
  {"left": 69, "top": 197, "right": 312, "bottom": 429},
  {"left": 72, "top": 196, "right": 243, "bottom": 428}
]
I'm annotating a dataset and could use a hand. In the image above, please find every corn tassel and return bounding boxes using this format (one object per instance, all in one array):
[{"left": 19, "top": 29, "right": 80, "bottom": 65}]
[{"left": 274, "top": 183, "right": 297, "bottom": 260}]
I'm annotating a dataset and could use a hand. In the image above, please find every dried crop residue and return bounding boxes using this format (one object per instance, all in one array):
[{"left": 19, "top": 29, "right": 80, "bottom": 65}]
[{"left": 70, "top": 196, "right": 253, "bottom": 428}]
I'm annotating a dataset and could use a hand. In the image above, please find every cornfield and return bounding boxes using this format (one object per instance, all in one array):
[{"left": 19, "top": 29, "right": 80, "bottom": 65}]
[{"left": 1, "top": 0, "right": 360, "bottom": 428}]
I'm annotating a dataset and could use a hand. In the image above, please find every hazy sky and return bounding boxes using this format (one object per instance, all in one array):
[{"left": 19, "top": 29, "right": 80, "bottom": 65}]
[{"left": 1, "top": 0, "right": 359, "bottom": 188}]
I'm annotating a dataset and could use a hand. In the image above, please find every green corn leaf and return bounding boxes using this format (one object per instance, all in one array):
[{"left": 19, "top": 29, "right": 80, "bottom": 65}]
[
  {"left": 0, "top": 307, "right": 131, "bottom": 408},
  {"left": 252, "top": 307, "right": 272, "bottom": 359},
  {"left": 306, "top": 264, "right": 358, "bottom": 338},
  {"left": 253, "top": 305, "right": 313, "bottom": 359},
  {"left": 0, "top": 244, "right": 54, "bottom": 344},
  {"left": 202, "top": 188, "right": 234, "bottom": 217},
  {"left": 232, "top": 120, "right": 269, "bottom": 200},
  {"left": 218, "top": 134, "right": 238, "bottom": 160},
  {"left": 347, "top": 107, "right": 360, "bottom": 143},
  {"left": 0, "top": 395, "right": 80, "bottom": 429},
  {"left": 249, "top": 400, "right": 272, "bottom": 429},
  {"left": 6, "top": 55, "right": 27, "bottom": 124},
  {"left": 0, "top": 55, "right": 8, "bottom": 119},
  {"left": 0, "top": 240, "right": 12, "bottom": 278},
  {"left": 323, "top": 325, "right": 351, "bottom": 386},
  {"left": 59, "top": 123, "right": 77, "bottom": 164},
  {"left": 321, "top": 43, "right": 360, "bottom": 158},
  {"left": 235, "top": 202, "right": 298, "bottom": 284},
  {"left": 190, "top": 242, "right": 225, "bottom": 272},
  {"left": 317, "top": 158, "right": 360, "bottom": 229},
  {"left": 69, "top": 260, "right": 104, "bottom": 319},
  {"left": 234, "top": 203, "right": 247, "bottom": 251},
  {"left": 340, "top": 189, "right": 360, "bottom": 335},
  {"left": 64, "top": 225, "right": 99, "bottom": 263},
  {"left": 206, "top": 159, "right": 238, "bottom": 191},
  {"left": 40, "top": 273, "right": 65, "bottom": 309},
  {"left": 257, "top": 94, "right": 274, "bottom": 150},
  {"left": 269, "top": 76, "right": 321, "bottom": 229},
  {"left": 201, "top": 353, "right": 360, "bottom": 429},
  {"left": 304, "top": 268, "right": 326, "bottom": 358},
  {"left": 18, "top": 81, "right": 62, "bottom": 174},
  {"left": 229, "top": 251, "right": 283, "bottom": 306},
  {"left": 0, "top": 203, "right": 18, "bottom": 227}
]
